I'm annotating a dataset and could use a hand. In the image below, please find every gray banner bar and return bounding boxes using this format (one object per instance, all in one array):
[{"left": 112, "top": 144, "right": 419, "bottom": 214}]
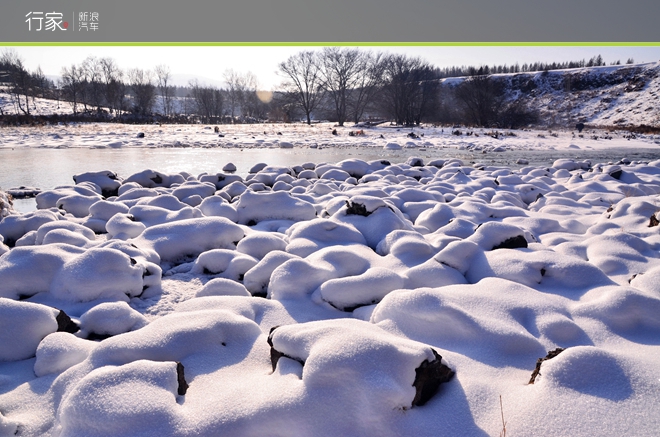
[{"left": 1, "top": 0, "right": 658, "bottom": 42}]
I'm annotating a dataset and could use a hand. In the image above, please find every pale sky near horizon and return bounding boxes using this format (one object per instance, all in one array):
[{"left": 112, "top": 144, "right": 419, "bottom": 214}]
[{"left": 5, "top": 45, "right": 660, "bottom": 90}]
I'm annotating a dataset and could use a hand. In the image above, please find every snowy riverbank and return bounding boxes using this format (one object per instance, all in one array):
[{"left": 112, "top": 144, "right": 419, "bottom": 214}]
[{"left": 1, "top": 124, "right": 660, "bottom": 436}]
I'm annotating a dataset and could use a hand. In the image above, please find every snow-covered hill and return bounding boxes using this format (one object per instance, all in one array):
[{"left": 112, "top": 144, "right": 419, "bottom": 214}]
[{"left": 444, "top": 62, "right": 660, "bottom": 128}]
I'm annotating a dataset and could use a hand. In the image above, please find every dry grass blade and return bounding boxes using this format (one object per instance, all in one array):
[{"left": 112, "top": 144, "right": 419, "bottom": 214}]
[{"left": 499, "top": 395, "right": 507, "bottom": 437}]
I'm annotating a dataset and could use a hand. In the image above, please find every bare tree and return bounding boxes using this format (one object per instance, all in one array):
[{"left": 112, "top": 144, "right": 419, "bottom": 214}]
[
  {"left": 189, "top": 79, "right": 224, "bottom": 123},
  {"left": 1, "top": 49, "right": 33, "bottom": 115},
  {"left": 349, "top": 51, "right": 385, "bottom": 124},
  {"left": 128, "top": 68, "right": 155, "bottom": 116},
  {"left": 278, "top": 51, "right": 325, "bottom": 124},
  {"left": 223, "top": 69, "right": 243, "bottom": 122},
  {"left": 454, "top": 68, "right": 506, "bottom": 127},
  {"left": 33, "top": 66, "right": 49, "bottom": 100},
  {"left": 54, "top": 79, "right": 62, "bottom": 111},
  {"left": 379, "top": 54, "right": 439, "bottom": 126},
  {"left": 99, "top": 57, "right": 124, "bottom": 115},
  {"left": 239, "top": 72, "right": 261, "bottom": 120},
  {"left": 82, "top": 56, "right": 104, "bottom": 113},
  {"left": 268, "top": 91, "right": 300, "bottom": 122},
  {"left": 155, "top": 64, "right": 173, "bottom": 117},
  {"left": 222, "top": 70, "right": 264, "bottom": 122},
  {"left": 61, "top": 63, "right": 85, "bottom": 114},
  {"left": 319, "top": 47, "right": 368, "bottom": 126}
]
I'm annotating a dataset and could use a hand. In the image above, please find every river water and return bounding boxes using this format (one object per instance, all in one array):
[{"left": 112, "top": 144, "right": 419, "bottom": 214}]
[{"left": 3, "top": 146, "right": 660, "bottom": 212}]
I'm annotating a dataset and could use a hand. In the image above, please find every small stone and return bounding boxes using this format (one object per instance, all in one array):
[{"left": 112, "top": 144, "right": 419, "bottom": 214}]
[
  {"left": 345, "top": 201, "right": 371, "bottom": 217},
  {"left": 176, "top": 361, "right": 189, "bottom": 395},
  {"left": 412, "top": 349, "right": 455, "bottom": 407},
  {"left": 528, "top": 348, "right": 565, "bottom": 384},
  {"left": 492, "top": 235, "right": 528, "bottom": 250},
  {"left": 56, "top": 310, "right": 80, "bottom": 334}
]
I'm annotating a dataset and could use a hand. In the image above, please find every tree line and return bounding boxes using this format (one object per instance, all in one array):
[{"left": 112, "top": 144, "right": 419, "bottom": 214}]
[
  {"left": 277, "top": 48, "right": 538, "bottom": 128},
  {"left": 435, "top": 54, "right": 631, "bottom": 78},
  {"left": 0, "top": 48, "right": 636, "bottom": 128}
]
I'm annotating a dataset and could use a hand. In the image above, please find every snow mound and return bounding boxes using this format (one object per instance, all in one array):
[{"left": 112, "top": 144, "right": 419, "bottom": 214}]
[
  {"left": 0, "top": 299, "right": 59, "bottom": 361},
  {"left": 130, "top": 217, "right": 244, "bottom": 263}
]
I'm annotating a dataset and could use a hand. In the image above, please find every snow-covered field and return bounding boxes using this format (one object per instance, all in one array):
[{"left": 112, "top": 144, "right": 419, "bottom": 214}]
[
  {"left": 2, "top": 119, "right": 660, "bottom": 152},
  {"left": 1, "top": 121, "right": 660, "bottom": 436}
]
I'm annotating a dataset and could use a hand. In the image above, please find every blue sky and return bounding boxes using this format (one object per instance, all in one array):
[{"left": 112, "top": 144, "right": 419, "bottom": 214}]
[{"left": 7, "top": 45, "right": 660, "bottom": 90}]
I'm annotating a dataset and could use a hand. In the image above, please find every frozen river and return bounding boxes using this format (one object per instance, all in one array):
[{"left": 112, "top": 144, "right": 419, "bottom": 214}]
[
  {"left": 3, "top": 145, "right": 660, "bottom": 211},
  {"left": 4, "top": 145, "right": 660, "bottom": 189}
]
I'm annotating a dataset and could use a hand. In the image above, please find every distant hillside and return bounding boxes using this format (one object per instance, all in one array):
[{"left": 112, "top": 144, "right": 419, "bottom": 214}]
[{"left": 442, "top": 62, "right": 660, "bottom": 129}]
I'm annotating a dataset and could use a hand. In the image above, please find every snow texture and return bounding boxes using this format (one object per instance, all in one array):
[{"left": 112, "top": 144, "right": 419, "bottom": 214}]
[{"left": 2, "top": 117, "right": 660, "bottom": 436}]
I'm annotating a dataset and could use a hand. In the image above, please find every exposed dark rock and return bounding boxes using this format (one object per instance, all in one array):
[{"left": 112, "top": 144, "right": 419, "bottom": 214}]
[
  {"left": 101, "top": 187, "right": 119, "bottom": 198},
  {"left": 576, "top": 122, "right": 585, "bottom": 133},
  {"left": 176, "top": 362, "right": 189, "bottom": 395},
  {"left": 345, "top": 201, "right": 371, "bottom": 217},
  {"left": 270, "top": 348, "right": 286, "bottom": 372},
  {"left": 649, "top": 214, "right": 659, "bottom": 227},
  {"left": 267, "top": 326, "right": 283, "bottom": 371},
  {"left": 492, "top": 235, "right": 528, "bottom": 250},
  {"left": 136, "top": 132, "right": 145, "bottom": 138},
  {"left": 87, "top": 332, "right": 113, "bottom": 341},
  {"left": 267, "top": 326, "right": 305, "bottom": 372},
  {"left": 412, "top": 349, "right": 455, "bottom": 407},
  {"left": 150, "top": 174, "right": 163, "bottom": 184},
  {"left": 56, "top": 310, "right": 80, "bottom": 334},
  {"left": 328, "top": 298, "right": 380, "bottom": 313},
  {"left": 528, "top": 347, "right": 565, "bottom": 384},
  {"left": 609, "top": 169, "right": 623, "bottom": 180},
  {"left": 341, "top": 303, "right": 368, "bottom": 313}
]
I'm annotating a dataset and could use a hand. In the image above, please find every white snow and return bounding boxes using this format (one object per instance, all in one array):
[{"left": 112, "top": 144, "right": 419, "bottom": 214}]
[
  {"left": 0, "top": 299, "right": 59, "bottom": 362},
  {"left": 1, "top": 116, "right": 660, "bottom": 436}
]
